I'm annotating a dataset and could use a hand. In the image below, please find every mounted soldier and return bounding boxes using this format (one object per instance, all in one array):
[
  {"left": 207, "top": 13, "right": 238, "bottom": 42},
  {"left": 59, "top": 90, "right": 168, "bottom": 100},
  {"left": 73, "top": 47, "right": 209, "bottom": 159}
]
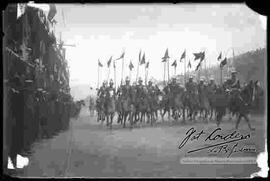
[
  {"left": 103, "top": 79, "right": 116, "bottom": 127},
  {"left": 185, "top": 74, "right": 197, "bottom": 95},
  {"left": 226, "top": 69, "right": 240, "bottom": 89},
  {"left": 185, "top": 74, "right": 199, "bottom": 120}
]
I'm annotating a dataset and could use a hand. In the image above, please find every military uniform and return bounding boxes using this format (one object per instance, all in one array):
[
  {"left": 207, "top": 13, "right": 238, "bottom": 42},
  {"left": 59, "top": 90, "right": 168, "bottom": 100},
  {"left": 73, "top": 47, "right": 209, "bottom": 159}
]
[{"left": 185, "top": 80, "right": 197, "bottom": 95}]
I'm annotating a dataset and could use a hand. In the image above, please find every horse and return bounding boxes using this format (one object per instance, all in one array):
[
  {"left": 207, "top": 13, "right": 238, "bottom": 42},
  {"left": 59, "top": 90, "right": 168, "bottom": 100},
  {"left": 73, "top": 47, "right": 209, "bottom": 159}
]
[
  {"left": 103, "top": 89, "right": 116, "bottom": 128},
  {"left": 198, "top": 85, "right": 211, "bottom": 123},
  {"left": 185, "top": 91, "right": 200, "bottom": 122},
  {"left": 173, "top": 86, "right": 187, "bottom": 123},
  {"left": 96, "top": 97, "right": 105, "bottom": 123}
]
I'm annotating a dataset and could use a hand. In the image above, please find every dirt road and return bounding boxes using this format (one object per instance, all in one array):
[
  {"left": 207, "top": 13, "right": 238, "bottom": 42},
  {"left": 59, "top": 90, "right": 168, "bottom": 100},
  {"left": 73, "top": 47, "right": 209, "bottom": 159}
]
[{"left": 15, "top": 107, "right": 265, "bottom": 177}]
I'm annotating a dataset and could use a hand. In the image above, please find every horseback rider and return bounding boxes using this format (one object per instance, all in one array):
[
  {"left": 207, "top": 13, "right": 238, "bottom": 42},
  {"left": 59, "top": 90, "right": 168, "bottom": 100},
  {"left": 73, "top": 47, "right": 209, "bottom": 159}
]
[
  {"left": 185, "top": 75, "right": 197, "bottom": 95},
  {"left": 121, "top": 76, "right": 132, "bottom": 99},
  {"left": 136, "top": 77, "right": 144, "bottom": 98},
  {"left": 147, "top": 80, "right": 156, "bottom": 97},
  {"left": 208, "top": 76, "right": 217, "bottom": 91},
  {"left": 169, "top": 77, "right": 180, "bottom": 97},
  {"left": 98, "top": 81, "right": 108, "bottom": 98},
  {"left": 226, "top": 69, "right": 240, "bottom": 90},
  {"left": 197, "top": 76, "right": 206, "bottom": 95},
  {"left": 105, "top": 79, "right": 116, "bottom": 99}
]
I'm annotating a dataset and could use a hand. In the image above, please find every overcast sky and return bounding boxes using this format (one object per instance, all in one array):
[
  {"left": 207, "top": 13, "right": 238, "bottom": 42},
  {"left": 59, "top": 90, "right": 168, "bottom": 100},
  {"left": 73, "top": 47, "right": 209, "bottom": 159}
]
[{"left": 54, "top": 3, "right": 266, "bottom": 89}]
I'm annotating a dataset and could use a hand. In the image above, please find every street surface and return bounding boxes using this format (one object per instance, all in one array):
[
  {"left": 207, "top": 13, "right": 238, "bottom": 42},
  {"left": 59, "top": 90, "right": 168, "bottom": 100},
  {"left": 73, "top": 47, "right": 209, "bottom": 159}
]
[{"left": 15, "top": 107, "right": 266, "bottom": 177}]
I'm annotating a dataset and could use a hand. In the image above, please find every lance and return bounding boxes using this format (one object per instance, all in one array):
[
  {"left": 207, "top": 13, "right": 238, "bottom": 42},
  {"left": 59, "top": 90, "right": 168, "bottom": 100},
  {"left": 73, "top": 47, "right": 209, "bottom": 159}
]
[
  {"left": 114, "top": 60, "right": 116, "bottom": 90},
  {"left": 167, "top": 57, "right": 170, "bottom": 81},
  {"left": 107, "top": 66, "right": 110, "bottom": 82},
  {"left": 121, "top": 55, "right": 124, "bottom": 85},
  {"left": 136, "top": 50, "right": 141, "bottom": 83},
  {"left": 145, "top": 63, "right": 147, "bottom": 85},
  {"left": 184, "top": 55, "right": 186, "bottom": 84},
  {"left": 163, "top": 61, "right": 166, "bottom": 84},
  {"left": 97, "top": 62, "right": 100, "bottom": 88}
]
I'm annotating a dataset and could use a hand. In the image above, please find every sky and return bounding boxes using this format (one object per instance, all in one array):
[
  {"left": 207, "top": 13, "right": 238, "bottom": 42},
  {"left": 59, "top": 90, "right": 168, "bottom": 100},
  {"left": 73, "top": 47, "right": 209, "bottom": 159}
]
[{"left": 53, "top": 3, "right": 266, "bottom": 92}]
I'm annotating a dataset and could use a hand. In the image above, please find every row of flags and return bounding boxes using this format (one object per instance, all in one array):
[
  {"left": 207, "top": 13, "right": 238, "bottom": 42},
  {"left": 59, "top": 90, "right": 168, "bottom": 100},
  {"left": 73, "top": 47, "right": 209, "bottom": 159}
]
[
  {"left": 98, "top": 49, "right": 229, "bottom": 71},
  {"left": 98, "top": 50, "right": 150, "bottom": 71}
]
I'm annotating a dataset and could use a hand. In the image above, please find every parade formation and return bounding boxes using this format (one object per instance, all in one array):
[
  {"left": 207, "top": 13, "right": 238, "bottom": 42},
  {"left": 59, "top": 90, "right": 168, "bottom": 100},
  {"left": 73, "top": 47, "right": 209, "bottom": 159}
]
[{"left": 93, "top": 63, "right": 264, "bottom": 130}]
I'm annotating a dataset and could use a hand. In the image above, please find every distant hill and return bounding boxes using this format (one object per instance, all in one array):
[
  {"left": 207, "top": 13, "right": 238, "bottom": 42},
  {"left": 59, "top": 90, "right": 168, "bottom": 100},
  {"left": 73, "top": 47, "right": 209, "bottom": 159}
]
[
  {"left": 70, "top": 84, "right": 96, "bottom": 101},
  {"left": 155, "top": 48, "right": 266, "bottom": 87}
]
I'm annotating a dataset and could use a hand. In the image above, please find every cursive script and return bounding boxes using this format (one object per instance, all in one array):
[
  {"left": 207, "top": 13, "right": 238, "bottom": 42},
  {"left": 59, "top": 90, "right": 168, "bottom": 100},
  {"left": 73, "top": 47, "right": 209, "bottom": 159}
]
[{"left": 178, "top": 127, "right": 251, "bottom": 155}]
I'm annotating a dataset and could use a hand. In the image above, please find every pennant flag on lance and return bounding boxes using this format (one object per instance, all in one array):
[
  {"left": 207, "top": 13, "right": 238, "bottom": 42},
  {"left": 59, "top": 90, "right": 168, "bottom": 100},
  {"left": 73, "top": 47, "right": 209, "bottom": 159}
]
[
  {"left": 115, "top": 52, "right": 125, "bottom": 61},
  {"left": 180, "top": 50, "right": 186, "bottom": 61},
  {"left": 195, "top": 61, "right": 201, "bottom": 71},
  {"left": 162, "top": 48, "right": 170, "bottom": 62},
  {"left": 98, "top": 59, "right": 103, "bottom": 67},
  {"left": 171, "top": 60, "right": 177, "bottom": 67},
  {"left": 107, "top": 56, "right": 112, "bottom": 67},
  {"left": 146, "top": 61, "right": 149, "bottom": 68},
  {"left": 200, "top": 51, "right": 205, "bottom": 61},
  {"left": 220, "top": 57, "right": 227, "bottom": 68},
  {"left": 140, "top": 53, "right": 146, "bottom": 65},
  {"left": 217, "top": 52, "right": 222, "bottom": 61},
  {"left": 129, "top": 61, "right": 134, "bottom": 70},
  {"left": 188, "top": 60, "right": 192, "bottom": 68}
]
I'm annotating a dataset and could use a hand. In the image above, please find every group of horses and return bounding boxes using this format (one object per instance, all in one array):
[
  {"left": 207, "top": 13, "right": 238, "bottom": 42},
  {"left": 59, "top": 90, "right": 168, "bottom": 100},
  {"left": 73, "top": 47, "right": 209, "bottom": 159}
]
[{"left": 90, "top": 80, "right": 264, "bottom": 130}]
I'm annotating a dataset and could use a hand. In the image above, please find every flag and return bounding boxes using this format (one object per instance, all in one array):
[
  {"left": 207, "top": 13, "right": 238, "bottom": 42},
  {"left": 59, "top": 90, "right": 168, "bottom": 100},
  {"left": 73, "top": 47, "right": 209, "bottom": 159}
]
[
  {"left": 220, "top": 57, "right": 227, "bottom": 68},
  {"left": 129, "top": 61, "right": 134, "bottom": 70},
  {"left": 200, "top": 51, "right": 205, "bottom": 61},
  {"left": 146, "top": 61, "right": 149, "bottom": 68},
  {"left": 217, "top": 52, "right": 222, "bottom": 60},
  {"left": 195, "top": 62, "right": 201, "bottom": 71},
  {"left": 188, "top": 60, "right": 192, "bottom": 68},
  {"left": 193, "top": 52, "right": 202, "bottom": 61},
  {"left": 171, "top": 60, "right": 177, "bottom": 67},
  {"left": 193, "top": 51, "right": 205, "bottom": 62},
  {"left": 140, "top": 53, "right": 146, "bottom": 65},
  {"left": 107, "top": 56, "right": 112, "bottom": 67},
  {"left": 180, "top": 50, "right": 186, "bottom": 60},
  {"left": 115, "top": 52, "right": 125, "bottom": 61},
  {"left": 162, "top": 48, "right": 170, "bottom": 62},
  {"left": 98, "top": 60, "right": 103, "bottom": 67}
]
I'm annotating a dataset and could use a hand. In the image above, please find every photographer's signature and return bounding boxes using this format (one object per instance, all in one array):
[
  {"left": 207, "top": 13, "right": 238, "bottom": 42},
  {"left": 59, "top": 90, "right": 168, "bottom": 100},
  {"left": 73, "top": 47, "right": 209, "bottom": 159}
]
[{"left": 178, "top": 127, "right": 256, "bottom": 157}]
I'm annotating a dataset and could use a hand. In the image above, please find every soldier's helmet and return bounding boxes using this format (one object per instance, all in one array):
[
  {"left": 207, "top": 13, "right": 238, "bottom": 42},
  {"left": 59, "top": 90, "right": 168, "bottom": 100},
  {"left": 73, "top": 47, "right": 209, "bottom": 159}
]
[
  {"left": 230, "top": 68, "right": 237, "bottom": 75},
  {"left": 132, "top": 82, "right": 136, "bottom": 86},
  {"left": 210, "top": 76, "right": 214, "bottom": 81},
  {"left": 200, "top": 76, "right": 205, "bottom": 82},
  {"left": 189, "top": 75, "right": 194, "bottom": 80},
  {"left": 125, "top": 76, "right": 130, "bottom": 82},
  {"left": 138, "top": 77, "right": 143, "bottom": 83},
  {"left": 109, "top": 79, "right": 114, "bottom": 85},
  {"left": 148, "top": 80, "right": 153, "bottom": 85},
  {"left": 103, "top": 80, "right": 108, "bottom": 85}
]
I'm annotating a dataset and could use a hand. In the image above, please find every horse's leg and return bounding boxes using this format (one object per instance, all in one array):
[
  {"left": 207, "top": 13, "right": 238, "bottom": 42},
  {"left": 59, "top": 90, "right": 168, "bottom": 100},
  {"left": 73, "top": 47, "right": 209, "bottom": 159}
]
[
  {"left": 235, "top": 114, "right": 242, "bottom": 129},
  {"left": 242, "top": 114, "right": 255, "bottom": 131},
  {"left": 182, "top": 107, "right": 186, "bottom": 123}
]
